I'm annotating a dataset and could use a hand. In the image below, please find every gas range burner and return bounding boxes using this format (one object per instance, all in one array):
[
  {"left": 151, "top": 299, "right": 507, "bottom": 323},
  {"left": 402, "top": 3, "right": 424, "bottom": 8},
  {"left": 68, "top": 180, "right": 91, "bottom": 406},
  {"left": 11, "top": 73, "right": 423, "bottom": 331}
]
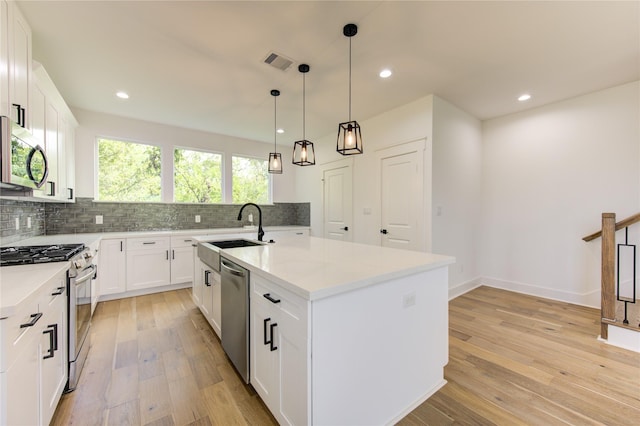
[{"left": 0, "top": 244, "right": 86, "bottom": 266}]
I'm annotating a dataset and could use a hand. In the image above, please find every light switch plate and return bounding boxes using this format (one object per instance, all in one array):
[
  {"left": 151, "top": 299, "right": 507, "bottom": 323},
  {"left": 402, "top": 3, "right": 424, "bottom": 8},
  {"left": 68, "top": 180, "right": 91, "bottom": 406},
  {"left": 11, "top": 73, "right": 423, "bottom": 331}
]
[
  {"left": 95, "top": 215, "right": 103, "bottom": 225},
  {"left": 195, "top": 215, "right": 201, "bottom": 223}
]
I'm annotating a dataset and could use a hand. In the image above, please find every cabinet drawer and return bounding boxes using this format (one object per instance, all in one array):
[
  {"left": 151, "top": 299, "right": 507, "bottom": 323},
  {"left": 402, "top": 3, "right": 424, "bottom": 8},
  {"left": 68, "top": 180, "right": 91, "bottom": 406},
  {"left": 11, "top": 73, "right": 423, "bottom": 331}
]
[
  {"left": 0, "top": 270, "right": 65, "bottom": 372},
  {"left": 171, "top": 236, "right": 196, "bottom": 248},
  {"left": 252, "top": 274, "right": 308, "bottom": 333},
  {"left": 127, "top": 237, "right": 170, "bottom": 250}
]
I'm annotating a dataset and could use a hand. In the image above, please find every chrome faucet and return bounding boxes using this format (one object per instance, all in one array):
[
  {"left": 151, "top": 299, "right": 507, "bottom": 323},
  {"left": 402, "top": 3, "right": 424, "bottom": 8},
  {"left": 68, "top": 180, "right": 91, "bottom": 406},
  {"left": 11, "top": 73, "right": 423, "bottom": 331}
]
[{"left": 237, "top": 203, "right": 264, "bottom": 241}]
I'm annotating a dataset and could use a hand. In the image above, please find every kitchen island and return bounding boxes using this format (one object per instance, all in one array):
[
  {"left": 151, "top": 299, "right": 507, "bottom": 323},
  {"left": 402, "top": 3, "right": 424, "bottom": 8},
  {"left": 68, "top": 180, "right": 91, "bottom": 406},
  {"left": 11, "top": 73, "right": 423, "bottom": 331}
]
[{"left": 220, "top": 236, "right": 455, "bottom": 426}]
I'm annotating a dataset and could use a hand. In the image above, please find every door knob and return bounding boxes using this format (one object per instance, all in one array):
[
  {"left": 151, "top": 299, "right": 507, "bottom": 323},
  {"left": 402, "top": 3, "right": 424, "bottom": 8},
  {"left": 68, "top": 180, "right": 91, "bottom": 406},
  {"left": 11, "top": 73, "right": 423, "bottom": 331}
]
[
  {"left": 380, "top": 229, "right": 388, "bottom": 234},
  {"left": 341, "top": 226, "right": 349, "bottom": 231}
]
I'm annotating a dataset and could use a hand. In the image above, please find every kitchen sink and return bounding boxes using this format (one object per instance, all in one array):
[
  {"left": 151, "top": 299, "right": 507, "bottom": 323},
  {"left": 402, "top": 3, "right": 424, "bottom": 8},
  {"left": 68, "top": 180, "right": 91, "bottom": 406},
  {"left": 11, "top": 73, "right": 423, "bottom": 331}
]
[
  {"left": 197, "top": 239, "right": 264, "bottom": 271},
  {"left": 208, "top": 239, "right": 264, "bottom": 249}
]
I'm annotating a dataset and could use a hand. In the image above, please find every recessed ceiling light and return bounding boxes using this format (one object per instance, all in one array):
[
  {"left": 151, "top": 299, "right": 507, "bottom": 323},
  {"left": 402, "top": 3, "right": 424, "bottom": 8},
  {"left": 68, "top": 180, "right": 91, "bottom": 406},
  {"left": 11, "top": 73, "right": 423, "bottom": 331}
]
[
  {"left": 116, "top": 91, "right": 129, "bottom": 99},
  {"left": 518, "top": 94, "right": 531, "bottom": 102},
  {"left": 379, "top": 69, "right": 392, "bottom": 78},
  {"left": 277, "top": 128, "right": 284, "bottom": 134}
]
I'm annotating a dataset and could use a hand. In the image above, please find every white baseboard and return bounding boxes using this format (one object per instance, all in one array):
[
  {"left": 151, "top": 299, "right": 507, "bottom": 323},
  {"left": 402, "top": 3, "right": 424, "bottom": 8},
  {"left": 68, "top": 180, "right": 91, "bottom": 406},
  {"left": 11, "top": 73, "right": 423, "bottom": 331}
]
[
  {"left": 602, "top": 326, "right": 640, "bottom": 353},
  {"left": 478, "top": 276, "right": 600, "bottom": 308},
  {"left": 98, "top": 282, "right": 192, "bottom": 302},
  {"left": 449, "top": 278, "right": 483, "bottom": 300}
]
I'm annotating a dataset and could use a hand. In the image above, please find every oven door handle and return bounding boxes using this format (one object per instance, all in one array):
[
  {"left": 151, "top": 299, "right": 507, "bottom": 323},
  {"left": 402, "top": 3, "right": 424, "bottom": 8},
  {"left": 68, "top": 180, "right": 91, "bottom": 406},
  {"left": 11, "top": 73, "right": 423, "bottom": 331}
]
[{"left": 74, "top": 265, "right": 96, "bottom": 285}]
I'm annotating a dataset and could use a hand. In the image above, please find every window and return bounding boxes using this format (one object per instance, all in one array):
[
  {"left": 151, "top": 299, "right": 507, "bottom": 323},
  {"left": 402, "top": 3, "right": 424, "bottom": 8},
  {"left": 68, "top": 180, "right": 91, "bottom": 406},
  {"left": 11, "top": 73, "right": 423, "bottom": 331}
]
[
  {"left": 174, "top": 148, "right": 222, "bottom": 203},
  {"left": 232, "top": 155, "right": 270, "bottom": 204},
  {"left": 97, "top": 138, "right": 161, "bottom": 202}
]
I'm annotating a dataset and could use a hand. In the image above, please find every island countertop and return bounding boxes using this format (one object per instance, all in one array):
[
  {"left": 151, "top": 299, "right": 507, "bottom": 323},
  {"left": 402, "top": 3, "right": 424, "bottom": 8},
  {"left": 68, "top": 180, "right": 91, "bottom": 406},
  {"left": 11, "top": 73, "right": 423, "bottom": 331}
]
[{"left": 219, "top": 236, "right": 455, "bottom": 301}]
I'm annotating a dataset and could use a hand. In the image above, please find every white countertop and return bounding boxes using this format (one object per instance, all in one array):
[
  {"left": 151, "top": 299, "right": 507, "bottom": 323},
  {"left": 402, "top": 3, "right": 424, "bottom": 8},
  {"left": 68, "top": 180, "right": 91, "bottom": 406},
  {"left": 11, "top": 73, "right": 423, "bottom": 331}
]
[
  {"left": 0, "top": 262, "right": 70, "bottom": 318},
  {"left": 220, "top": 236, "right": 455, "bottom": 301}
]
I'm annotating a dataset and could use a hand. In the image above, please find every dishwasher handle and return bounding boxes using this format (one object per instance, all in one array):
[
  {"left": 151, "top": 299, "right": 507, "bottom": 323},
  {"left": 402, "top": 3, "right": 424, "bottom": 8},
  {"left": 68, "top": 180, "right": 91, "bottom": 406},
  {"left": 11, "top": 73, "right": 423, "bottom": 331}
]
[{"left": 220, "top": 259, "right": 246, "bottom": 277}]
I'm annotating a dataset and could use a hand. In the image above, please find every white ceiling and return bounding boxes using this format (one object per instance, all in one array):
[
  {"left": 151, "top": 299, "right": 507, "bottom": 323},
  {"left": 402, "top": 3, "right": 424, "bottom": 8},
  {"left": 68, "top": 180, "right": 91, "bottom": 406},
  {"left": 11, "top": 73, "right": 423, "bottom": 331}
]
[{"left": 17, "top": 0, "right": 640, "bottom": 144}]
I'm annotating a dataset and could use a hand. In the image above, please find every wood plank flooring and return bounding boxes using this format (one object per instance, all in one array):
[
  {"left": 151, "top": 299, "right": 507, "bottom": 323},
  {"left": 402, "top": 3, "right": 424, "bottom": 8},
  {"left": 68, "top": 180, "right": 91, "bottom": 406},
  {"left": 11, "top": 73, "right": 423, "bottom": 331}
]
[{"left": 51, "top": 286, "right": 640, "bottom": 426}]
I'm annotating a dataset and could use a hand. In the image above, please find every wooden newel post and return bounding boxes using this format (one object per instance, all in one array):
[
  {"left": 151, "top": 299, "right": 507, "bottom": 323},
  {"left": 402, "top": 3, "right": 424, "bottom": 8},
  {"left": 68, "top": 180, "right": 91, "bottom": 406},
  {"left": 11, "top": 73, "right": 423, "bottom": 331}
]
[{"left": 601, "top": 213, "right": 616, "bottom": 339}]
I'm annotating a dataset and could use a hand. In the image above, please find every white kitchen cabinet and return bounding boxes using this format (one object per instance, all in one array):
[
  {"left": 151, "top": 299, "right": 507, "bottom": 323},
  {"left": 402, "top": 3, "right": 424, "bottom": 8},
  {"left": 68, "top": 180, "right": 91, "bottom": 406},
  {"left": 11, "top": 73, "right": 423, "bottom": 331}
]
[
  {"left": 0, "top": 0, "right": 9, "bottom": 118},
  {"left": 31, "top": 63, "right": 78, "bottom": 201},
  {"left": 126, "top": 237, "right": 171, "bottom": 290},
  {"left": 264, "top": 228, "right": 309, "bottom": 242},
  {"left": 90, "top": 248, "right": 100, "bottom": 315},
  {"left": 250, "top": 274, "right": 309, "bottom": 426},
  {"left": 7, "top": 0, "right": 31, "bottom": 129},
  {"left": 170, "top": 236, "right": 194, "bottom": 284},
  {"left": 194, "top": 259, "right": 221, "bottom": 338},
  {"left": 192, "top": 253, "right": 203, "bottom": 307},
  {"left": 39, "top": 275, "right": 67, "bottom": 425},
  {"left": 99, "top": 238, "right": 126, "bottom": 295},
  {"left": 0, "top": 269, "right": 67, "bottom": 426}
]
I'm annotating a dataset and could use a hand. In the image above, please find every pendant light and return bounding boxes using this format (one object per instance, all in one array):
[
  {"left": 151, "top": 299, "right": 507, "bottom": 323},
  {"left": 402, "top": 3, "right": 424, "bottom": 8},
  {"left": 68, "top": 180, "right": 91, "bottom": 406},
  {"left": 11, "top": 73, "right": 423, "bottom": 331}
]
[
  {"left": 292, "top": 64, "right": 315, "bottom": 166},
  {"left": 268, "top": 89, "right": 283, "bottom": 174},
  {"left": 337, "top": 23, "right": 363, "bottom": 156}
]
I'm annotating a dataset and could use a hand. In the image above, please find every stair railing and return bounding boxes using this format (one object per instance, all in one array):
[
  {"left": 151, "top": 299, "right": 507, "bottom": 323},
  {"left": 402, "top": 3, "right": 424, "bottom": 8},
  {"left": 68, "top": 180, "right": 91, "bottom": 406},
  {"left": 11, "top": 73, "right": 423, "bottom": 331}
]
[{"left": 583, "top": 212, "right": 639, "bottom": 339}]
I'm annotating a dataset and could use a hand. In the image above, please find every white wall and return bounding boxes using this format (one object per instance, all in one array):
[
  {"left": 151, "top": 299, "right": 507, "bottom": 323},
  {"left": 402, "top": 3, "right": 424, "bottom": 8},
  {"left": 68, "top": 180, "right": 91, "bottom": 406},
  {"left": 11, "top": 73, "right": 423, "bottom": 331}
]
[
  {"left": 432, "top": 97, "right": 483, "bottom": 295},
  {"left": 480, "top": 81, "right": 640, "bottom": 307},
  {"left": 72, "top": 108, "right": 297, "bottom": 202},
  {"left": 294, "top": 94, "right": 484, "bottom": 290}
]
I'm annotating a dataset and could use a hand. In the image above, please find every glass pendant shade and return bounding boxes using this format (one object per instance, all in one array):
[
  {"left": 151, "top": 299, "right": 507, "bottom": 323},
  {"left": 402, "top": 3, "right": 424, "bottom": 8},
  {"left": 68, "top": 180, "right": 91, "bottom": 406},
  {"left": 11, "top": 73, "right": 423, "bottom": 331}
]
[
  {"left": 337, "top": 23, "right": 363, "bottom": 156},
  {"left": 268, "top": 152, "right": 282, "bottom": 173},
  {"left": 292, "top": 139, "right": 315, "bottom": 166},
  {"left": 292, "top": 64, "right": 315, "bottom": 166},
  {"left": 337, "top": 120, "right": 363, "bottom": 155},
  {"left": 268, "top": 89, "right": 282, "bottom": 174}
]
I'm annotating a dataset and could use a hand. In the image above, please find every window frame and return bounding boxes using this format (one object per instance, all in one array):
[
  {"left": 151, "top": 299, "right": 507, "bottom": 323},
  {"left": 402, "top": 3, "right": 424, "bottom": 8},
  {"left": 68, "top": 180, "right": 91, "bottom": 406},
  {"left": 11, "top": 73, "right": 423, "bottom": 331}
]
[{"left": 173, "top": 145, "right": 225, "bottom": 204}]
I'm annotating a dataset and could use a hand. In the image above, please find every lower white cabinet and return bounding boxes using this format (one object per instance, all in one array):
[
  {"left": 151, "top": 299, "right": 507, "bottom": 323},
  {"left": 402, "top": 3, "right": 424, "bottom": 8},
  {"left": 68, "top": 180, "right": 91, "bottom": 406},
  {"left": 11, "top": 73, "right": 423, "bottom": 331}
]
[
  {"left": 126, "top": 237, "right": 171, "bottom": 290},
  {"left": 170, "top": 236, "right": 194, "bottom": 284},
  {"left": 193, "top": 259, "right": 221, "bottom": 338},
  {"left": 250, "top": 274, "right": 309, "bottom": 426},
  {"left": 99, "top": 238, "right": 126, "bottom": 295},
  {"left": 0, "top": 269, "right": 67, "bottom": 426}
]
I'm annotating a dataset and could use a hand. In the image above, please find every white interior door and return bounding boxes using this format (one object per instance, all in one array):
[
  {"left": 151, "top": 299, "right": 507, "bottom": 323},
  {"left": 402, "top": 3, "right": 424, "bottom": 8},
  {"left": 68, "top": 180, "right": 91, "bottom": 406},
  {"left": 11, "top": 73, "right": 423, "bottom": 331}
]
[
  {"left": 323, "top": 160, "right": 353, "bottom": 241},
  {"left": 379, "top": 140, "right": 426, "bottom": 251}
]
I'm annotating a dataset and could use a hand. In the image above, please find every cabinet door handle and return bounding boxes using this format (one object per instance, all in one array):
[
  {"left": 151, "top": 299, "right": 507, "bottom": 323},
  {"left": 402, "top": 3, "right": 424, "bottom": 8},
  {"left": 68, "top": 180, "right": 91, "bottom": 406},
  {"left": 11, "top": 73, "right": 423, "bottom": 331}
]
[
  {"left": 341, "top": 226, "right": 349, "bottom": 231},
  {"left": 380, "top": 229, "right": 388, "bottom": 235},
  {"left": 120, "top": 241, "right": 123, "bottom": 251},
  {"left": 20, "top": 312, "right": 42, "bottom": 328},
  {"left": 43, "top": 327, "right": 55, "bottom": 359},
  {"left": 184, "top": 239, "right": 192, "bottom": 242},
  {"left": 143, "top": 242, "right": 156, "bottom": 245},
  {"left": 172, "top": 249, "right": 175, "bottom": 260},
  {"left": 47, "top": 181, "right": 56, "bottom": 197},
  {"left": 269, "top": 323, "right": 278, "bottom": 351},
  {"left": 204, "top": 270, "right": 212, "bottom": 286},
  {"left": 166, "top": 250, "right": 169, "bottom": 260},
  {"left": 51, "top": 286, "right": 65, "bottom": 296},
  {"left": 67, "top": 188, "right": 74, "bottom": 200},
  {"left": 263, "top": 317, "right": 271, "bottom": 345},
  {"left": 263, "top": 293, "right": 281, "bottom": 304},
  {"left": 51, "top": 323, "right": 58, "bottom": 351}
]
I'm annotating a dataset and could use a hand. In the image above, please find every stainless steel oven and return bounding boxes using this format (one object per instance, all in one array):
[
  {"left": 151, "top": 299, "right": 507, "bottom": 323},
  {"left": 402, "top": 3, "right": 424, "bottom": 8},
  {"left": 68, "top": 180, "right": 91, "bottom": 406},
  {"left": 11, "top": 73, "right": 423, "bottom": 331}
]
[{"left": 66, "top": 255, "right": 96, "bottom": 392}]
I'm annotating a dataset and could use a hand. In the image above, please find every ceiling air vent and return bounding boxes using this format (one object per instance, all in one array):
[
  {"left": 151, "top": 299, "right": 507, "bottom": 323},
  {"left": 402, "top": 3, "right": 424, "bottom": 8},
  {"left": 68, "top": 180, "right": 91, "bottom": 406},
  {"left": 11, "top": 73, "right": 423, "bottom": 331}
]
[{"left": 264, "top": 52, "right": 294, "bottom": 72}]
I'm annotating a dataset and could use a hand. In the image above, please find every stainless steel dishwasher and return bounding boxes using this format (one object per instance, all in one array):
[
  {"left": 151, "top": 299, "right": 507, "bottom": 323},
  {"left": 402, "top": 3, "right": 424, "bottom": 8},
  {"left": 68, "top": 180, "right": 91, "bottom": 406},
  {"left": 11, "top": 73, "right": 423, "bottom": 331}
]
[{"left": 220, "top": 256, "right": 250, "bottom": 383}]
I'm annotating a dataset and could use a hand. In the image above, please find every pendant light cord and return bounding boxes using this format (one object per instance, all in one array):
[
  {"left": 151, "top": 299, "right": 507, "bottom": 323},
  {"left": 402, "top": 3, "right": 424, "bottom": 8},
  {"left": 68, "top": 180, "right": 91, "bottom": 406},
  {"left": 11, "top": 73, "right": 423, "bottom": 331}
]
[
  {"left": 348, "top": 36, "right": 352, "bottom": 122},
  {"left": 274, "top": 95, "right": 277, "bottom": 151},
  {"left": 302, "top": 72, "right": 306, "bottom": 140}
]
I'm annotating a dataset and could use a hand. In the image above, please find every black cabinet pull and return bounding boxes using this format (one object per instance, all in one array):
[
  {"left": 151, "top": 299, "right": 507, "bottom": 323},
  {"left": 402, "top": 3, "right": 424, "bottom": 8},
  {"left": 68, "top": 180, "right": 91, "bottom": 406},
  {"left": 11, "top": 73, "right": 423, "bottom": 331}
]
[
  {"left": 204, "top": 270, "right": 212, "bottom": 286},
  {"left": 269, "top": 323, "right": 278, "bottom": 351},
  {"left": 263, "top": 293, "right": 281, "bottom": 304},
  {"left": 67, "top": 188, "right": 74, "bottom": 200},
  {"left": 263, "top": 317, "right": 271, "bottom": 345},
  {"left": 172, "top": 250, "right": 175, "bottom": 260},
  {"left": 51, "top": 286, "right": 65, "bottom": 296},
  {"left": 12, "top": 103, "right": 23, "bottom": 127},
  {"left": 143, "top": 241, "right": 156, "bottom": 245},
  {"left": 48, "top": 181, "right": 56, "bottom": 196},
  {"left": 166, "top": 250, "right": 169, "bottom": 260},
  {"left": 120, "top": 241, "right": 123, "bottom": 251},
  {"left": 51, "top": 323, "right": 58, "bottom": 351},
  {"left": 20, "top": 312, "right": 42, "bottom": 328},
  {"left": 43, "top": 327, "right": 55, "bottom": 359},
  {"left": 380, "top": 229, "right": 388, "bottom": 235},
  {"left": 341, "top": 226, "right": 349, "bottom": 231}
]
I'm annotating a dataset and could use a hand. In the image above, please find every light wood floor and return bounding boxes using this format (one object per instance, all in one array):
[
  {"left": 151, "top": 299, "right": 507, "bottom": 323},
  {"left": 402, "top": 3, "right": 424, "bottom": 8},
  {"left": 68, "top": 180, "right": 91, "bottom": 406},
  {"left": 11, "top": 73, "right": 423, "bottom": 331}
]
[{"left": 52, "top": 286, "right": 640, "bottom": 426}]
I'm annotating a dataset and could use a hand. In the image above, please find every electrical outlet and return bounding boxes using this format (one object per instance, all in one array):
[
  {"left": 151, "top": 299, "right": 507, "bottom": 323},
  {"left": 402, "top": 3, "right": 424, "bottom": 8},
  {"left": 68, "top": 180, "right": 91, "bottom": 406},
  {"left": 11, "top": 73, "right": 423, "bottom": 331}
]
[
  {"left": 402, "top": 292, "right": 416, "bottom": 308},
  {"left": 15, "top": 218, "right": 19, "bottom": 230},
  {"left": 27, "top": 217, "right": 31, "bottom": 228},
  {"left": 195, "top": 215, "right": 201, "bottom": 223},
  {"left": 95, "top": 215, "right": 103, "bottom": 225}
]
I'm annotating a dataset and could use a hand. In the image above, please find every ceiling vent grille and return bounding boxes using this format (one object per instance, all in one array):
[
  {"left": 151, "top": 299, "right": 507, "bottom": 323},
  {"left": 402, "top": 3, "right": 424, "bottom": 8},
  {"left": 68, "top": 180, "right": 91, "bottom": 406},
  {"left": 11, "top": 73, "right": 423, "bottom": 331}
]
[{"left": 264, "top": 52, "right": 294, "bottom": 72}]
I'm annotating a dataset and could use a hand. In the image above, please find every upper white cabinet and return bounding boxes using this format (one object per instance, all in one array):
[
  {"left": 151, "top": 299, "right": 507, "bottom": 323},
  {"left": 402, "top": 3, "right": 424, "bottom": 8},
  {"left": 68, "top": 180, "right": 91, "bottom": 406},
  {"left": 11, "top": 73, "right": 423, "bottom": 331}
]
[
  {"left": 7, "top": 0, "right": 31, "bottom": 129},
  {"left": 0, "top": 0, "right": 9, "bottom": 118}
]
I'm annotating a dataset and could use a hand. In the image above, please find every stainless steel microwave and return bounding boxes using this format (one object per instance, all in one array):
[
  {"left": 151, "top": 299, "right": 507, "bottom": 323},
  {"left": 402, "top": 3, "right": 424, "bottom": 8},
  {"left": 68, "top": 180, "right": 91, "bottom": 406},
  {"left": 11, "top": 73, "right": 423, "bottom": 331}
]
[{"left": 0, "top": 115, "right": 49, "bottom": 190}]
